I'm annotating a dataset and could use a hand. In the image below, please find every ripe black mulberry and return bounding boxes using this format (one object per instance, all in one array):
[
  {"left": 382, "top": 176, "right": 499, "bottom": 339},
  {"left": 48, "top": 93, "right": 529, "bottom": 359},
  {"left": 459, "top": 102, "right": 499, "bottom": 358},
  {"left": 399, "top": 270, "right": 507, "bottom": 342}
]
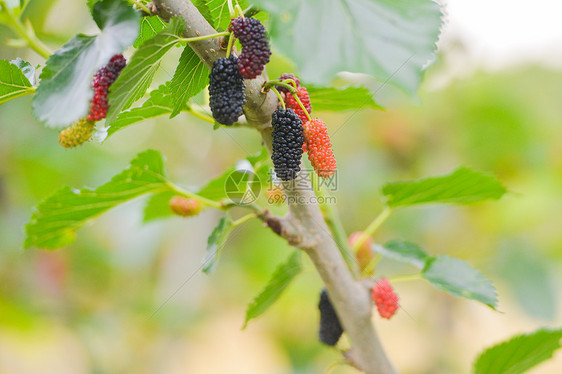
[
  {"left": 208, "top": 56, "right": 246, "bottom": 126},
  {"left": 88, "top": 54, "right": 126, "bottom": 121},
  {"left": 271, "top": 108, "right": 304, "bottom": 181},
  {"left": 318, "top": 289, "right": 344, "bottom": 346},
  {"left": 229, "top": 17, "right": 271, "bottom": 79}
]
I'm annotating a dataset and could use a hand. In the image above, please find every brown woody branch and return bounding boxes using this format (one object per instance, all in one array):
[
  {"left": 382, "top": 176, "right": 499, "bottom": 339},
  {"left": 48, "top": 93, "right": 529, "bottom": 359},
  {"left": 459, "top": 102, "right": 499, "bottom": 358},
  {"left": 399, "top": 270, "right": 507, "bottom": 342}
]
[{"left": 153, "top": 1, "right": 396, "bottom": 373}]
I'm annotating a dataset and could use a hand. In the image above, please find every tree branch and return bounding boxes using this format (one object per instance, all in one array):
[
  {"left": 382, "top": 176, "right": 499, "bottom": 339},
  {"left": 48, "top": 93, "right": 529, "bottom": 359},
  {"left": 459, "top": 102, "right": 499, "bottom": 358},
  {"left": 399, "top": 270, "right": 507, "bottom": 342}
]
[{"left": 154, "top": 1, "right": 396, "bottom": 372}]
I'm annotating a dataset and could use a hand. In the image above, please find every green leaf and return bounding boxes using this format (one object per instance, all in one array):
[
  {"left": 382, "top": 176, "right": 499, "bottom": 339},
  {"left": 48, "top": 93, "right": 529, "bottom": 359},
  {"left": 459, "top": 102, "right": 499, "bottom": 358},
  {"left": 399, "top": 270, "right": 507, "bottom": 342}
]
[
  {"left": 202, "top": 214, "right": 233, "bottom": 274},
  {"left": 87, "top": 0, "right": 101, "bottom": 9},
  {"left": 134, "top": 16, "right": 167, "bottom": 48},
  {"left": 106, "top": 16, "right": 185, "bottom": 124},
  {"left": 382, "top": 167, "right": 507, "bottom": 208},
  {"left": 243, "top": 251, "right": 302, "bottom": 328},
  {"left": 307, "top": 85, "right": 382, "bottom": 111},
  {"left": 474, "top": 329, "right": 562, "bottom": 374},
  {"left": 253, "top": 0, "right": 442, "bottom": 94},
  {"left": 422, "top": 255, "right": 498, "bottom": 309},
  {"left": 375, "top": 240, "right": 429, "bottom": 269},
  {"left": 92, "top": 0, "right": 136, "bottom": 28},
  {"left": 169, "top": 46, "right": 210, "bottom": 118},
  {"left": 207, "top": 0, "right": 249, "bottom": 30},
  {"left": 143, "top": 191, "right": 177, "bottom": 223},
  {"left": 102, "top": 84, "right": 179, "bottom": 140},
  {"left": 32, "top": 0, "right": 139, "bottom": 127},
  {"left": 0, "top": 59, "right": 34, "bottom": 105},
  {"left": 10, "top": 58, "right": 36, "bottom": 85},
  {"left": 24, "top": 150, "right": 170, "bottom": 249}
]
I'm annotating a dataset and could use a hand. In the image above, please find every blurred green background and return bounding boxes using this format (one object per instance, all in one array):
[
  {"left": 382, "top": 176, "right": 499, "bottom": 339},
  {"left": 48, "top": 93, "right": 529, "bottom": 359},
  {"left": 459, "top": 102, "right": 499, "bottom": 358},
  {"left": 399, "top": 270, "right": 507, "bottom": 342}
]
[{"left": 1, "top": 1, "right": 561, "bottom": 373}]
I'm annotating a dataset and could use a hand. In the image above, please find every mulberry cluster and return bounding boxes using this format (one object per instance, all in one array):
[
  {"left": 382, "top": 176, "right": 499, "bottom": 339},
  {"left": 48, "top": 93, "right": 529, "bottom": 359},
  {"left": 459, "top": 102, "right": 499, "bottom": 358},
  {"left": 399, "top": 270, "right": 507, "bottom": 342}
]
[
  {"left": 88, "top": 54, "right": 126, "bottom": 121},
  {"left": 318, "top": 289, "right": 344, "bottom": 346},
  {"left": 372, "top": 278, "right": 399, "bottom": 319},
  {"left": 58, "top": 118, "right": 95, "bottom": 148},
  {"left": 169, "top": 196, "right": 203, "bottom": 217},
  {"left": 208, "top": 56, "right": 246, "bottom": 126},
  {"left": 271, "top": 108, "right": 304, "bottom": 181},
  {"left": 285, "top": 86, "right": 312, "bottom": 123},
  {"left": 277, "top": 73, "right": 300, "bottom": 94},
  {"left": 229, "top": 17, "right": 271, "bottom": 79},
  {"left": 302, "top": 119, "right": 337, "bottom": 178}
]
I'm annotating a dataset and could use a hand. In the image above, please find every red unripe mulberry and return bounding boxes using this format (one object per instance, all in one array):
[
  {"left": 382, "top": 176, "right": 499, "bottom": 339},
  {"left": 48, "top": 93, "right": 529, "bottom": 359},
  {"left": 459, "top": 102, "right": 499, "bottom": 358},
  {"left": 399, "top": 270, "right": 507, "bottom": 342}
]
[
  {"left": 169, "top": 196, "right": 203, "bottom": 217},
  {"left": 285, "top": 87, "right": 311, "bottom": 123},
  {"left": 348, "top": 232, "right": 375, "bottom": 272},
  {"left": 372, "top": 278, "right": 399, "bottom": 319},
  {"left": 302, "top": 119, "right": 337, "bottom": 178},
  {"left": 88, "top": 54, "right": 126, "bottom": 121}
]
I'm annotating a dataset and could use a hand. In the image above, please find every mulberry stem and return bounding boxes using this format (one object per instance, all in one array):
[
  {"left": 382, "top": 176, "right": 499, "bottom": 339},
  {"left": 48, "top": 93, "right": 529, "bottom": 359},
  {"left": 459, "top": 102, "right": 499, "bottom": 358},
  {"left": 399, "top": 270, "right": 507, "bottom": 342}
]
[
  {"left": 167, "top": 182, "right": 223, "bottom": 209},
  {"left": 232, "top": 213, "right": 256, "bottom": 227},
  {"left": 186, "top": 106, "right": 215, "bottom": 124},
  {"left": 291, "top": 92, "right": 312, "bottom": 121},
  {"left": 225, "top": 31, "right": 235, "bottom": 58},
  {"left": 270, "top": 87, "right": 285, "bottom": 109},
  {"left": 178, "top": 31, "right": 230, "bottom": 43},
  {"left": 234, "top": 3, "right": 245, "bottom": 18},
  {"left": 362, "top": 254, "right": 381, "bottom": 276},
  {"left": 265, "top": 80, "right": 297, "bottom": 94},
  {"left": 387, "top": 273, "right": 421, "bottom": 283},
  {"left": 282, "top": 78, "right": 299, "bottom": 89},
  {"left": 243, "top": 6, "right": 260, "bottom": 18},
  {"left": 227, "top": 0, "right": 235, "bottom": 18},
  {"left": 128, "top": 0, "right": 151, "bottom": 13},
  {"left": 0, "top": 0, "right": 51, "bottom": 58},
  {"left": 352, "top": 207, "right": 392, "bottom": 251}
]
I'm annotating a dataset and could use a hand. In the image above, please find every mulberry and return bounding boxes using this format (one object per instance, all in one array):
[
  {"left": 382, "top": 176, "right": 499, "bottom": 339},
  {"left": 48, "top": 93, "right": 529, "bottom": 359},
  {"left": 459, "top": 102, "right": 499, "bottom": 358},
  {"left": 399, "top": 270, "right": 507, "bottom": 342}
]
[
  {"left": 208, "top": 56, "right": 246, "bottom": 126},
  {"left": 348, "top": 232, "right": 375, "bottom": 272},
  {"left": 169, "top": 196, "right": 203, "bottom": 217},
  {"left": 58, "top": 118, "right": 95, "bottom": 148},
  {"left": 229, "top": 17, "right": 271, "bottom": 79},
  {"left": 277, "top": 73, "right": 300, "bottom": 94},
  {"left": 88, "top": 54, "right": 126, "bottom": 121},
  {"left": 302, "top": 119, "right": 337, "bottom": 178},
  {"left": 271, "top": 108, "right": 304, "bottom": 181},
  {"left": 372, "top": 278, "right": 399, "bottom": 319},
  {"left": 318, "top": 289, "right": 344, "bottom": 346},
  {"left": 285, "top": 86, "right": 312, "bottom": 123}
]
